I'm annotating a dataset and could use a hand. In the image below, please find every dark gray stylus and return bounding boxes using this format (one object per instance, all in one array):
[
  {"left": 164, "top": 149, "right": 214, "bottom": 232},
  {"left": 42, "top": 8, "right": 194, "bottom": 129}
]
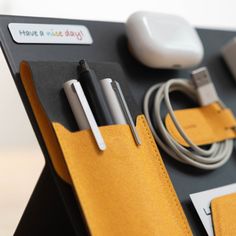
[{"left": 78, "top": 60, "right": 114, "bottom": 126}]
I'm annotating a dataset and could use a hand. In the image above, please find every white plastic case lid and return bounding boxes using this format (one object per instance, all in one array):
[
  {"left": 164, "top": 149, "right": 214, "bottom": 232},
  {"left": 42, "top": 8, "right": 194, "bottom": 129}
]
[{"left": 126, "top": 11, "right": 204, "bottom": 69}]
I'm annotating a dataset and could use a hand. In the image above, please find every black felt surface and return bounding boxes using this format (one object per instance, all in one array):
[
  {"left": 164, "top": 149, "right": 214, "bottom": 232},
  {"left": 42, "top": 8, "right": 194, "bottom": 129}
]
[
  {"left": 27, "top": 61, "right": 139, "bottom": 131},
  {"left": 1, "top": 14, "right": 236, "bottom": 236}
]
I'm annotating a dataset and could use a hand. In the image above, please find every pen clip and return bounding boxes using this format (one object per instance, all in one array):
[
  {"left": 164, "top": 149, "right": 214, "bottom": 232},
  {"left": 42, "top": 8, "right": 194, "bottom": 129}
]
[
  {"left": 73, "top": 81, "right": 106, "bottom": 151},
  {"left": 111, "top": 81, "right": 141, "bottom": 146}
]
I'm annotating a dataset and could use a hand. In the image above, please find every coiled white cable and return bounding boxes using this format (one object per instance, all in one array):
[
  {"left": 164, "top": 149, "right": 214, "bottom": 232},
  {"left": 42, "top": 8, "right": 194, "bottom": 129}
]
[{"left": 143, "top": 72, "right": 234, "bottom": 170}]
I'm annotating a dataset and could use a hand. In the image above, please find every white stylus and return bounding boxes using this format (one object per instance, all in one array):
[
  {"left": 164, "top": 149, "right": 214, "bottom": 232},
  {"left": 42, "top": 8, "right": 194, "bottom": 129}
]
[
  {"left": 63, "top": 79, "right": 106, "bottom": 151},
  {"left": 63, "top": 79, "right": 89, "bottom": 130},
  {"left": 100, "top": 78, "right": 126, "bottom": 124}
]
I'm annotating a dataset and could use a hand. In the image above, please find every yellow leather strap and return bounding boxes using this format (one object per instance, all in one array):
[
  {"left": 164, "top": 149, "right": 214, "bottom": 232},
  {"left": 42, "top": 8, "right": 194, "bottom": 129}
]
[
  {"left": 211, "top": 193, "right": 236, "bottom": 236},
  {"left": 165, "top": 102, "right": 236, "bottom": 146}
]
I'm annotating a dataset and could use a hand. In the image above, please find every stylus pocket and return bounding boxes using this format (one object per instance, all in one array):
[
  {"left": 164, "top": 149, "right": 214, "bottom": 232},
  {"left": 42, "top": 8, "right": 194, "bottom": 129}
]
[
  {"left": 51, "top": 114, "right": 192, "bottom": 236},
  {"left": 20, "top": 59, "right": 192, "bottom": 236}
]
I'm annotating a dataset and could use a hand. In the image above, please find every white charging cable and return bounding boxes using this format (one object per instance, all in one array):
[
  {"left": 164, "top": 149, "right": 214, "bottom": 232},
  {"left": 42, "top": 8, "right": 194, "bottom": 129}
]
[{"left": 143, "top": 67, "right": 234, "bottom": 170}]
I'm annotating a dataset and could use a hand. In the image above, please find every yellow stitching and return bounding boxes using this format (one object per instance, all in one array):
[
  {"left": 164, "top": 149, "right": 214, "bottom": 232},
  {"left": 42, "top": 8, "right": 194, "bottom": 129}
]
[{"left": 140, "top": 115, "right": 192, "bottom": 235}]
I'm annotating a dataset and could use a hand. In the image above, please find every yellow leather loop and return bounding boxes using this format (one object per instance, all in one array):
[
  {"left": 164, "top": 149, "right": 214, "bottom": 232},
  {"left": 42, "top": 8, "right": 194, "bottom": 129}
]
[
  {"left": 165, "top": 103, "right": 236, "bottom": 147},
  {"left": 211, "top": 193, "right": 236, "bottom": 236}
]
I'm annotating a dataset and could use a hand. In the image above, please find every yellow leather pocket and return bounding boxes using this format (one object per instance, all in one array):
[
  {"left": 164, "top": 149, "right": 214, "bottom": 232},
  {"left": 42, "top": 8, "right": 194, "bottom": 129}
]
[
  {"left": 165, "top": 102, "right": 236, "bottom": 146},
  {"left": 52, "top": 115, "right": 192, "bottom": 236},
  {"left": 211, "top": 192, "right": 236, "bottom": 236}
]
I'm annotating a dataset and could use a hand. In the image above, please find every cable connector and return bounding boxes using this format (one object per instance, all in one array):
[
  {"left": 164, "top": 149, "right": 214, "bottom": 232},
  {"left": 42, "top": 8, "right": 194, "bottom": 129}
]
[{"left": 191, "top": 67, "right": 219, "bottom": 106}]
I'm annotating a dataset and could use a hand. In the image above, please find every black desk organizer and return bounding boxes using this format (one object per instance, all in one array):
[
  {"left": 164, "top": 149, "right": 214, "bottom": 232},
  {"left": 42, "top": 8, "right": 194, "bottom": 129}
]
[{"left": 1, "top": 15, "right": 236, "bottom": 236}]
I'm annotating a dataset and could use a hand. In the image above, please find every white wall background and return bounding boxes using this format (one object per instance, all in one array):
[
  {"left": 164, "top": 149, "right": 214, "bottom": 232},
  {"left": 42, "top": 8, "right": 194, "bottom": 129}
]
[
  {"left": 0, "top": 0, "right": 235, "bottom": 235},
  {"left": 0, "top": 0, "right": 236, "bottom": 29},
  {"left": 0, "top": 49, "right": 44, "bottom": 236}
]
